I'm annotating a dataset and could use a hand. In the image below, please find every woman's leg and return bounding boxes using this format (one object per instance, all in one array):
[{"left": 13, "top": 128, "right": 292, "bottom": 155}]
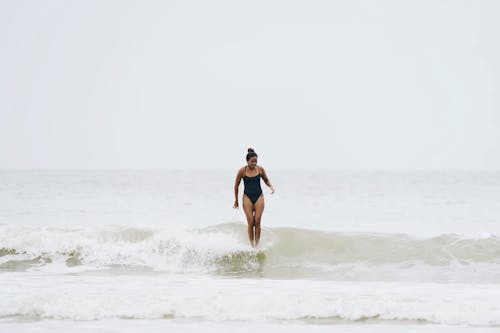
[
  {"left": 242, "top": 194, "right": 255, "bottom": 246},
  {"left": 253, "top": 195, "right": 265, "bottom": 247}
]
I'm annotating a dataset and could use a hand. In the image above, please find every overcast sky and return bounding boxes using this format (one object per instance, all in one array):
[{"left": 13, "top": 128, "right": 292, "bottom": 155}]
[{"left": 1, "top": 0, "right": 499, "bottom": 170}]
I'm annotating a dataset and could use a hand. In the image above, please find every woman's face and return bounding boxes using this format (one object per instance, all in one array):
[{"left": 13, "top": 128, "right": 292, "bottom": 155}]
[{"left": 247, "top": 156, "right": 258, "bottom": 168}]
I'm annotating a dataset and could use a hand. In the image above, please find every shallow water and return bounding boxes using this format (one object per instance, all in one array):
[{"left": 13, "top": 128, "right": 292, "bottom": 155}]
[{"left": 1, "top": 170, "right": 500, "bottom": 330}]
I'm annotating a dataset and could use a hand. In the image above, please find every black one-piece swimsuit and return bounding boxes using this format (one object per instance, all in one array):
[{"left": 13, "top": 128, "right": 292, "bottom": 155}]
[{"left": 243, "top": 166, "right": 263, "bottom": 204}]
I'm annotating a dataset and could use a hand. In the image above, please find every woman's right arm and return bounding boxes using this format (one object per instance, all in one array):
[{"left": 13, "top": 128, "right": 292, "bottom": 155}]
[{"left": 233, "top": 168, "right": 243, "bottom": 209}]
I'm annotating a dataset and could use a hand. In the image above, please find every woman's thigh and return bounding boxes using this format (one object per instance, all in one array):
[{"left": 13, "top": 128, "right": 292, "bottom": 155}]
[
  {"left": 253, "top": 195, "right": 265, "bottom": 223},
  {"left": 242, "top": 195, "right": 255, "bottom": 224}
]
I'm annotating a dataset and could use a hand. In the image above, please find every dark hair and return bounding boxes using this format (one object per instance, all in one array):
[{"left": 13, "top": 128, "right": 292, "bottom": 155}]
[{"left": 246, "top": 148, "right": 258, "bottom": 161}]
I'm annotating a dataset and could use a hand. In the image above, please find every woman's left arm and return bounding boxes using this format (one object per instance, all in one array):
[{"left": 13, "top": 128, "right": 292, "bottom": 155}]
[{"left": 260, "top": 167, "right": 275, "bottom": 194}]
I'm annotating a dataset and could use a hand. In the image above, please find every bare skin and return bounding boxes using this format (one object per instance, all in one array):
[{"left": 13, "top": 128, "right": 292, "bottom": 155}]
[{"left": 233, "top": 157, "right": 275, "bottom": 247}]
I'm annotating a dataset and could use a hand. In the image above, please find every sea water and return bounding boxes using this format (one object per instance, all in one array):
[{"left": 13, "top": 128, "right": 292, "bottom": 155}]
[{"left": 1, "top": 170, "right": 500, "bottom": 332}]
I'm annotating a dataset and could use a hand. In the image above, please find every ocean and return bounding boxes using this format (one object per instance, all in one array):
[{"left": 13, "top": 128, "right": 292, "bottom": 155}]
[{"left": 1, "top": 170, "right": 500, "bottom": 332}]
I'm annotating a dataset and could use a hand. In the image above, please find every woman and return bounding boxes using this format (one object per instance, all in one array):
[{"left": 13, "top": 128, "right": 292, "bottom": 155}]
[{"left": 233, "top": 148, "right": 275, "bottom": 247}]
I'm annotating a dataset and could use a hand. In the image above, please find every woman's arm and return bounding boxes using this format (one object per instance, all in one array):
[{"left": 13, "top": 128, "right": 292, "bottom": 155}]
[
  {"left": 260, "top": 167, "right": 275, "bottom": 194},
  {"left": 233, "top": 168, "right": 244, "bottom": 208}
]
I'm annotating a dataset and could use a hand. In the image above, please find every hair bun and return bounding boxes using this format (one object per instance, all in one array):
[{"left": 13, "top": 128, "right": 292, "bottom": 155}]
[{"left": 247, "top": 148, "right": 255, "bottom": 153}]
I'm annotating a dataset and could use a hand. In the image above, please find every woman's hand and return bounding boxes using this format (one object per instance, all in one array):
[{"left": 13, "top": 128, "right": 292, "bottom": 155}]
[
  {"left": 270, "top": 186, "right": 275, "bottom": 194},
  {"left": 233, "top": 200, "right": 239, "bottom": 209}
]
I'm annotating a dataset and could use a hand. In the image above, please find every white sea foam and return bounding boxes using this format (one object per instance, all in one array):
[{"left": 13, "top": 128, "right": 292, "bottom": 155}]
[
  {"left": 1, "top": 223, "right": 500, "bottom": 283},
  {"left": 2, "top": 321, "right": 497, "bottom": 333},
  {"left": 1, "top": 274, "right": 500, "bottom": 325}
]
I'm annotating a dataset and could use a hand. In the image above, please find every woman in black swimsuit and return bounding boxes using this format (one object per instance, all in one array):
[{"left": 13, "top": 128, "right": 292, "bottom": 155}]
[{"left": 233, "top": 148, "right": 275, "bottom": 247}]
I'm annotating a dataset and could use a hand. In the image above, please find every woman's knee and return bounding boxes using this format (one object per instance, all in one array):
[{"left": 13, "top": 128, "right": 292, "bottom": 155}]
[{"left": 254, "top": 216, "right": 261, "bottom": 227}]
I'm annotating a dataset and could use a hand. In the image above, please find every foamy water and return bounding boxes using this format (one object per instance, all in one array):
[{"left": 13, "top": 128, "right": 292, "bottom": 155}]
[
  {"left": 2, "top": 223, "right": 500, "bottom": 283},
  {"left": 1, "top": 170, "right": 500, "bottom": 331}
]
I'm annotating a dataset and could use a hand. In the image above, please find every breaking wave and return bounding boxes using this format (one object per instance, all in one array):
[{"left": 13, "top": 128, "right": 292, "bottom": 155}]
[{"left": 1, "top": 223, "right": 500, "bottom": 282}]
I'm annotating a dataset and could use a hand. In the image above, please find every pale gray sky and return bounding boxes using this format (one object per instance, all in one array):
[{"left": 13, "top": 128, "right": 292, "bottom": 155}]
[{"left": 1, "top": 0, "right": 499, "bottom": 169}]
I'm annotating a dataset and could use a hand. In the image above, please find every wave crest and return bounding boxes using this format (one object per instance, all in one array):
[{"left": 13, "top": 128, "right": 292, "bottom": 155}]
[{"left": 1, "top": 223, "right": 499, "bottom": 282}]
